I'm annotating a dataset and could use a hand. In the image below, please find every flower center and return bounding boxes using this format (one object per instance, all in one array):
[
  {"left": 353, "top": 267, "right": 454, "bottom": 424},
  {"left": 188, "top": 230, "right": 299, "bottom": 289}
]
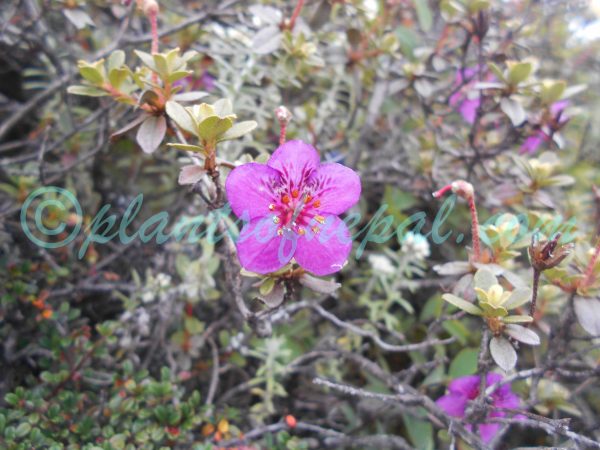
[{"left": 267, "top": 185, "right": 323, "bottom": 236}]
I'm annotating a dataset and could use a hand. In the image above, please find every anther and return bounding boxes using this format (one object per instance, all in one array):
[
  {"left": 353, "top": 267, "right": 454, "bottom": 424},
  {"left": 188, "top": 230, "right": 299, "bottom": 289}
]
[
  {"left": 282, "top": 194, "right": 290, "bottom": 204},
  {"left": 292, "top": 189, "right": 299, "bottom": 198},
  {"left": 313, "top": 200, "right": 321, "bottom": 208},
  {"left": 273, "top": 217, "right": 280, "bottom": 224},
  {"left": 268, "top": 203, "right": 275, "bottom": 211},
  {"left": 315, "top": 215, "right": 326, "bottom": 224}
]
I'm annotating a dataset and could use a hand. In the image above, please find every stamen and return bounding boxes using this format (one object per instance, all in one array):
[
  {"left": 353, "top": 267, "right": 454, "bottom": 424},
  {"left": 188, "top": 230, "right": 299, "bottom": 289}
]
[
  {"left": 304, "top": 195, "right": 312, "bottom": 203},
  {"left": 313, "top": 200, "right": 321, "bottom": 208},
  {"left": 273, "top": 216, "right": 280, "bottom": 224},
  {"left": 268, "top": 203, "right": 275, "bottom": 211},
  {"left": 277, "top": 228, "right": 284, "bottom": 236},
  {"left": 297, "top": 227, "right": 305, "bottom": 235},
  {"left": 292, "top": 189, "right": 299, "bottom": 198},
  {"left": 282, "top": 194, "right": 290, "bottom": 204},
  {"left": 311, "top": 225, "right": 320, "bottom": 234},
  {"left": 314, "top": 215, "right": 326, "bottom": 224}
]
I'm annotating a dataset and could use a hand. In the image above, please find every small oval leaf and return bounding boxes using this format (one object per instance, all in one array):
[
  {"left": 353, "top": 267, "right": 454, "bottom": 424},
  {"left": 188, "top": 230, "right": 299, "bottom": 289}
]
[{"left": 490, "top": 336, "right": 517, "bottom": 371}]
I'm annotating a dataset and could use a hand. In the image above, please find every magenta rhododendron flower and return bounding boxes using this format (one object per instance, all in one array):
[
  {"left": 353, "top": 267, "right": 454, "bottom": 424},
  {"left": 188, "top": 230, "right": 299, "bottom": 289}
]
[
  {"left": 225, "top": 140, "right": 361, "bottom": 275},
  {"left": 449, "top": 67, "right": 480, "bottom": 124},
  {"left": 437, "top": 373, "right": 522, "bottom": 443},
  {"left": 520, "top": 100, "right": 569, "bottom": 154}
]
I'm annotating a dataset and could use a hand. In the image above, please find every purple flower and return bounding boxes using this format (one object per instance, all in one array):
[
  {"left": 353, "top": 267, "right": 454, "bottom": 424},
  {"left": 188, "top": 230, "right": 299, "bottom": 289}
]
[
  {"left": 225, "top": 140, "right": 361, "bottom": 275},
  {"left": 436, "top": 373, "right": 522, "bottom": 443},
  {"left": 172, "top": 70, "right": 216, "bottom": 92},
  {"left": 449, "top": 67, "right": 480, "bottom": 124},
  {"left": 520, "top": 100, "right": 569, "bottom": 154}
]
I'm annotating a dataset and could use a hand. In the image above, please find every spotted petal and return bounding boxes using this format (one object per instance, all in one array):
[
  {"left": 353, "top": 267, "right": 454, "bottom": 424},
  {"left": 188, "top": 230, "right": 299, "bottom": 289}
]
[
  {"left": 267, "top": 140, "right": 320, "bottom": 190},
  {"left": 309, "top": 163, "right": 361, "bottom": 215},
  {"left": 236, "top": 217, "right": 294, "bottom": 273},
  {"left": 294, "top": 215, "right": 352, "bottom": 276},
  {"left": 225, "top": 163, "right": 281, "bottom": 220}
]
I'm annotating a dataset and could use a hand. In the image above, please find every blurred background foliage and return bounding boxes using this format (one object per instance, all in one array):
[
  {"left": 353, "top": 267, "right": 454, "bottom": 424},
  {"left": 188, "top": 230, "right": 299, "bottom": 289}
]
[{"left": 1, "top": 0, "right": 600, "bottom": 449}]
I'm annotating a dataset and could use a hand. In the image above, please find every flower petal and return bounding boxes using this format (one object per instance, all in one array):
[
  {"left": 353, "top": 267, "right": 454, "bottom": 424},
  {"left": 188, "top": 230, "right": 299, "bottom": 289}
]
[
  {"left": 236, "top": 217, "right": 293, "bottom": 273},
  {"left": 519, "top": 132, "right": 545, "bottom": 154},
  {"left": 494, "top": 391, "right": 521, "bottom": 410},
  {"left": 309, "top": 163, "right": 361, "bottom": 215},
  {"left": 436, "top": 393, "right": 467, "bottom": 417},
  {"left": 448, "top": 375, "right": 480, "bottom": 397},
  {"left": 459, "top": 98, "right": 479, "bottom": 124},
  {"left": 267, "top": 140, "right": 320, "bottom": 189},
  {"left": 225, "top": 163, "right": 281, "bottom": 220},
  {"left": 294, "top": 215, "right": 352, "bottom": 275},
  {"left": 477, "top": 423, "right": 500, "bottom": 444}
]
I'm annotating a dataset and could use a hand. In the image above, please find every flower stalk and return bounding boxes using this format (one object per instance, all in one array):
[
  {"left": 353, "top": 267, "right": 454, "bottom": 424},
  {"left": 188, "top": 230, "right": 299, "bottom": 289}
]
[
  {"left": 275, "top": 106, "right": 292, "bottom": 146},
  {"left": 433, "top": 180, "right": 481, "bottom": 262}
]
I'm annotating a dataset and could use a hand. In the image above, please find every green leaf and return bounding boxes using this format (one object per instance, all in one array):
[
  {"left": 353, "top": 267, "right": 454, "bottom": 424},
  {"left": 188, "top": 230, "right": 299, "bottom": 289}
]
[
  {"left": 442, "top": 293, "right": 483, "bottom": 315},
  {"left": 108, "top": 50, "right": 125, "bottom": 72},
  {"left": 259, "top": 277, "right": 275, "bottom": 296},
  {"left": 507, "top": 61, "right": 532, "bottom": 85},
  {"left": 166, "top": 143, "right": 206, "bottom": 154},
  {"left": 505, "top": 324, "right": 540, "bottom": 345},
  {"left": 413, "top": 0, "right": 433, "bottom": 32},
  {"left": 108, "top": 68, "right": 129, "bottom": 89},
  {"left": 218, "top": 121, "right": 258, "bottom": 141},
  {"left": 67, "top": 85, "right": 108, "bottom": 97},
  {"left": 449, "top": 347, "right": 479, "bottom": 378},
  {"left": 184, "top": 316, "right": 205, "bottom": 334},
  {"left": 489, "top": 336, "right": 517, "bottom": 371},
  {"left": 500, "top": 97, "right": 525, "bottom": 126},
  {"left": 15, "top": 422, "right": 31, "bottom": 438},
  {"left": 109, "top": 434, "right": 126, "bottom": 450},
  {"left": 473, "top": 268, "right": 498, "bottom": 290},
  {"left": 213, "top": 98, "right": 233, "bottom": 117},
  {"left": 79, "top": 64, "right": 105, "bottom": 85},
  {"left": 153, "top": 53, "right": 170, "bottom": 77},
  {"left": 403, "top": 411, "right": 434, "bottom": 450},
  {"left": 541, "top": 80, "right": 566, "bottom": 104},
  {"left": 136, "top": 115, "right": 167, "bottom": 154},
  {"left": 574, "top": 298, "right": 600, "bottom": 336},
  {"left": 395, "top": 26, "right": 419, "bottom": 59},
  {"left": 487, "top": 62, "right": 506, "bottom": 83},
  {"left": 165, "top": 101, "right": 197, "bottom": 135},
  {"left": 479, "top": 301, "right": 508, "bottom": 317},
  {"left": 503, "top": 287, "right": 531, "bottom": 310},
  {"left": 197, "top": 116, "right": 234, "bottom": 141},
  {"left": 502, "top": 314, "right": 533, "bottom": 323},
  {"left": 468, "top": 0, "right": 490, "bottom": 14},
  {"left": 134, "top": 50, "right": 157, "bottom": 72}
]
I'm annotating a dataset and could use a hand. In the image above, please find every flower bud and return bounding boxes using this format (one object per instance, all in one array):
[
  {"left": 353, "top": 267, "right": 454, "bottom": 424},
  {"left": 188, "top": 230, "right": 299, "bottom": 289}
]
[
  {"left": 141, "top": 0, "right": 158, "bottom": 16},
  {"left": 275, "top": 106, "right": 292, "bottom": 125}
]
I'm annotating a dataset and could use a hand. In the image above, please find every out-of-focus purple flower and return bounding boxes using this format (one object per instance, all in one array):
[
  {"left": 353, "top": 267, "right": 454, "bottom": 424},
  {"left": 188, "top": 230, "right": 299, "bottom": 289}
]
[
  {"left": 172, "top": 70, "right": 216, "bottom": 92},
  {"left": 520, "top": 132, "right": 547, "bottom": 154},
  {"left": 225, "top": 140, "right": 361, "bottom": 275},
  {"left": 436, "top": 373, "right": 522, "bottom": 443},
  {"left": 520, "top": 100, "right": 569, "bottom": 154},
  {"left": 449, "top": 67, "right": 480, "bottom": 124}
]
